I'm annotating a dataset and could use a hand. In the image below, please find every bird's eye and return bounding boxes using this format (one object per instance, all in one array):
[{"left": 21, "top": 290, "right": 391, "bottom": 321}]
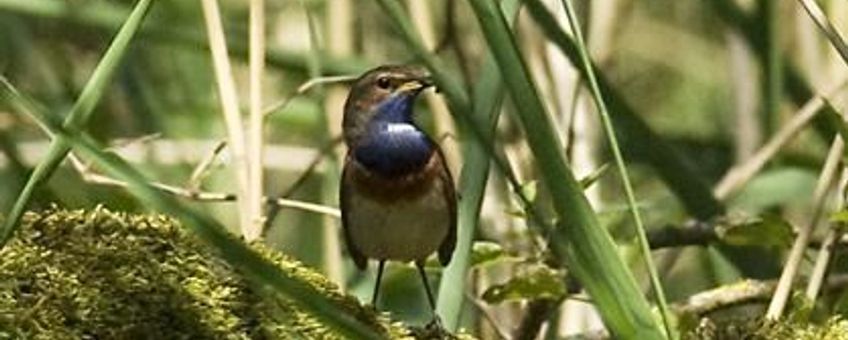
[{"left": 376, "top": 77, "right": 391, "bottom": 89}]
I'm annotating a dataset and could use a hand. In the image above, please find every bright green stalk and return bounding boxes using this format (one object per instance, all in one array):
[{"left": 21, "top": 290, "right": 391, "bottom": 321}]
[
  {"left": 464, "top": 0, "right": 665, "bottom": 338},
  {"left": 0, "top": 0, "right": 154, "bottom": 248},
  {"left": 558, "top": 0, "right": 673, "bottom": 337},
  {"left": 434, "top": 0, "right": 520, "bottom": 330}
]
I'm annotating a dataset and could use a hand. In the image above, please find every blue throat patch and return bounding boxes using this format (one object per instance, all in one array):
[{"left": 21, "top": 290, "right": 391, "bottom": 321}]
[{"left": 353, "top": 95, "right": 434, "bottom": 177}]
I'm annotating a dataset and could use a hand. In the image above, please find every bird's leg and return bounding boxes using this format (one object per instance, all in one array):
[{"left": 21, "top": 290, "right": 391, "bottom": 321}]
[
  {"left": 415, "top": 261, "right": 440, "bottom": 324},
  {"left": 372, "top": 260, "right": 386, "bottom": 307}
]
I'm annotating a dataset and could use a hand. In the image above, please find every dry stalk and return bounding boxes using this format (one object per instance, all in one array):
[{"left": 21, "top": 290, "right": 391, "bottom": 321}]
[
  {"left": 805, "top": 170, "right": 847, "bottom": 301},
  {"left": 766, "top": 137, "right": 844, "bottom": 319},
  {"left": 246, "top": 0, "right": 267, "bottom": 240},
  {"left": 200, "top": 0, "right": 252, "bottom": 238}
]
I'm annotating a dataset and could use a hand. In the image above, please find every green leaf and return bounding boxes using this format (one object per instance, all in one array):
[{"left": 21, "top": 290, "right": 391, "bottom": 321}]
[
  {"left": 469, "top": 241, "right": 516, "bottom": 268},
  {"left": 729, "top": 168, "right": 817, "bottom": 212},
  {"left": 520, "top": 181, "right": 538, "bottom": 203},
  {"left": 481, "top": 265, "right": 566, "bottom": 304},
  {"left": 830, "top": 210, "right": 848, "bottom": 224},
  {"left": 716, "top": 214, "right": 793, "bottom": 248}
]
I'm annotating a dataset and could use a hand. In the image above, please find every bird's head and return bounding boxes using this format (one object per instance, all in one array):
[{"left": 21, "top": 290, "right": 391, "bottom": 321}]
[{"left": 342, "top": 65, "right": 433, "bottom": 146}]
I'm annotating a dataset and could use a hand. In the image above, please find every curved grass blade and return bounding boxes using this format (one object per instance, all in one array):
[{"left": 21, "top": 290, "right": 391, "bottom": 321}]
[
  {"left": 0, "top": 0, "right": 153, "bottom": 248},
  {"left": 464, "top": 0, "right": 665, "bottom": 337},
  {"left": 524, "top": 0, "right": 723, "bottom": 220}
]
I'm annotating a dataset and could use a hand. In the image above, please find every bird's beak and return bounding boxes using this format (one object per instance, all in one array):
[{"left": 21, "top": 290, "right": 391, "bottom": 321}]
[{"left": 397, "top": 76, "right": 434, "bottom": 94}]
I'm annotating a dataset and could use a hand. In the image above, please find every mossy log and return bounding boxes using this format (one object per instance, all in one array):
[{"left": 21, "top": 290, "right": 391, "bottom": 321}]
[{"left": 0, "top": 207, "right": 454, "bottom": 339}]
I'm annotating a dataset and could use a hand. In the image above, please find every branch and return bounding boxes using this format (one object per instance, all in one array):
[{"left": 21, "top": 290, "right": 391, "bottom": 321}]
[
  {"left": 646, "top": 220, "right": 848, "bottom": 250},
  {"left": 672, "top": 275, "right": 848, "bottom": 316},
  {"left": 647, "top": 220, "right": 717, "bottom": 249},
  {"left": 69, "top": 154, "right": 340, "bottom": 219}
]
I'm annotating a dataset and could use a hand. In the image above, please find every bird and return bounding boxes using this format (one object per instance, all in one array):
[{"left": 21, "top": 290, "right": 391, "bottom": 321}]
[{"left": 339, "top": 64, "right": 457, "bottom": 319}]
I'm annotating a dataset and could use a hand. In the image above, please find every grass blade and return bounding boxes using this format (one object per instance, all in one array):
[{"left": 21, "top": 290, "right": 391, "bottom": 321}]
[
  {"left": 524, "top": 0, "right": 723, "bottom": 220},
  {"left": 464, "top": 0, "right": 664, "bottom": 337},
  {"left": 557, "top": 0, "right": 672, "bottom": 336},
  {"left": 434, "top": 0, "right": 520, "bottom": 330},
  {"left": 0, "top": 0, "right": 153, "bottom": 247}
]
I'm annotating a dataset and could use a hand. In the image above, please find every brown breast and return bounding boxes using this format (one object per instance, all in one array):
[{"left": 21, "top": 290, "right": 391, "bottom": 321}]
[{"left": 345, "top": 151, "right": 443, "bottom": 204}]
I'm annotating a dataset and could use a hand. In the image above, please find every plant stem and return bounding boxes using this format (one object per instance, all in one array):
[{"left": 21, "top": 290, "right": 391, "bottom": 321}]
[
  {"left": 805, "top": 170, "right": 847, "bottom": 301},
  {"left": 247, "top": 0, "right": 266, "bottom": 240},
  {"left": 766, "top": 137, "right": 843, "bottom": 319},
  {"left": 200, "top": 0, "right": 251, "bottom": 237},
  {"left": 557, "top": 0, "right": 672, "bottom": 337}
]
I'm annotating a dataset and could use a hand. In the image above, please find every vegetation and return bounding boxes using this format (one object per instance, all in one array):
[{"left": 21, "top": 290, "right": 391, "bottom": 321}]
[
  {"left": 3, "top": 0, "right": 848, "bottom": 338},
  {"left": 0, "top": 207, "right": 408, "bottom": 339}
]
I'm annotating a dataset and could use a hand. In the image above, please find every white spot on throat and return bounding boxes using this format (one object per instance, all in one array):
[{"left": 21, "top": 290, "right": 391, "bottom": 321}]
[{"left": 386, "top": 123, "right": 417, "bottom": 134}]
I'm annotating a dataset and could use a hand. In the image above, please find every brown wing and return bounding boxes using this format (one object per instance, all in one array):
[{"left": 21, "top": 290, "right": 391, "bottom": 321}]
[
  {"left": 436, "top": 147, "right": 458, "bottom": 266},
  {"left": 340, "top": 156, "right": 368, "bottom": 270}
]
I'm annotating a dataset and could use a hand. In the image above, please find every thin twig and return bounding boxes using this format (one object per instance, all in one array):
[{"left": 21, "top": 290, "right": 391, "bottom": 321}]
[
  {"left": 766, "top": 137, "right": 844, "bottom": 319},
  {"left": 261, "top": 136, "right": 343, "bottom": 237},
  {"left": 464, "top": 291, "right": 512, "bottom": 340},
  {"left": 646, "top": 220, "right": 848, "bottom": 250},
  {"left": 281, "top": 136, "right": 343, "bottom": 198},
  {"left": 262, "top": 75, "right": 358, "bottom": 118},
  {"left": 185, "top": 73, "right": 356, "bottom": 202},
  {"left": 106, "top": 133, "right": 161, "bottom": 152},
  {"left": 714, "top": 79, "right": 848, "bottom": 200},
  {"left": 69, "top": 153, "right": 341, "bottom": 218},
  {"left": 187, "top": 140, "right": 227, "bottom": 191}
]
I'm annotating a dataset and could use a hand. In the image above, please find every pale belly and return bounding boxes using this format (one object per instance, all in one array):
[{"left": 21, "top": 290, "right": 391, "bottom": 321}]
[{"left": 346, "top": 183, "right": 449, "bottom": 263}]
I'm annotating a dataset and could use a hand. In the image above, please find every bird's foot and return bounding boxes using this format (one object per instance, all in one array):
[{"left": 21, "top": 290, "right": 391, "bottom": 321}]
[{"left": 410, "top": 316, "right": 453, "bottom": 339}]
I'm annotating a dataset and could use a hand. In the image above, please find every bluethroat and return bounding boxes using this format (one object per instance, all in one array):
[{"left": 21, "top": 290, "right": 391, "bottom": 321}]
[{"left": 340, "top": 65, "right": 457, "bottom": 319}]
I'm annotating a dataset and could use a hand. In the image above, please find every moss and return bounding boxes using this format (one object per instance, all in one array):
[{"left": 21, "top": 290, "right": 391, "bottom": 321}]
[
  {"left": 0, "top": 206, "right": 416, "bottom": 339},
  {"left": 686, "top": 316, "right": 848, "bottom": 340}
]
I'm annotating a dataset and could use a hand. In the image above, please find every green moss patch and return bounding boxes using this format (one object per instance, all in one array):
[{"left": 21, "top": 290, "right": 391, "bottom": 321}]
[
  {"left": 687, "top": 316, "right": 848, "bottom": 339},
  {"left": 0, "top": 206, "right": 410, "bottom": 339}
]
